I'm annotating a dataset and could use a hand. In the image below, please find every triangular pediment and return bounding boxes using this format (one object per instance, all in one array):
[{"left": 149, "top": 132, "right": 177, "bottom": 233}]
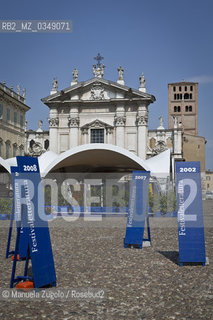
[
  {"left": 81, "top": 119, "right": 114, "bottom": 129},
  {"left": 41, "top": 77, "right": 155, "bottom": 105}
]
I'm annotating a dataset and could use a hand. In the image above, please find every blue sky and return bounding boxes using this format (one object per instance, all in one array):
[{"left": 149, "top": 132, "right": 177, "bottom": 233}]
[{"left": 0, "top": 0, "right": 213, "bottom": 169}]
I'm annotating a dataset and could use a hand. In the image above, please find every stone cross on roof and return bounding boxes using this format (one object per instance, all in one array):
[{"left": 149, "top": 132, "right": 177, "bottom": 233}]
[
  {"left": 94, "top": 53, "right": 104, "bottom": 67},
  {"left": 93, "top": 53, "right": 105, "bottom": 78}
]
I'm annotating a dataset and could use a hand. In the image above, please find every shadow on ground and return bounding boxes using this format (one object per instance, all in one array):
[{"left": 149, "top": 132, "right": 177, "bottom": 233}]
[{"left": 158, "top": 250, "right": 179, "bottom": 265}]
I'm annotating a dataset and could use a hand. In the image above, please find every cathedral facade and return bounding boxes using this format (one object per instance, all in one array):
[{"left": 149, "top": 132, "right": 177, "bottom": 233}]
[
  {"left": 26, "top": 58, "right": 183, "bottom": 177},
  {"left": 42, "top": 64, "right": 155, "bottom": 161}
]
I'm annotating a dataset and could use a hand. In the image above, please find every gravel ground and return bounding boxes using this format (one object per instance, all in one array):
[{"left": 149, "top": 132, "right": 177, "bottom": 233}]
[{"left": 0, "top": 201, "right": 212, "bottom": 320}]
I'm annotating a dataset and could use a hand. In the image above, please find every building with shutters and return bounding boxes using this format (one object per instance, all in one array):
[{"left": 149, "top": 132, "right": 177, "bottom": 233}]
[{"left": 0, "top": 81, "right": 29, "bottom": 159}]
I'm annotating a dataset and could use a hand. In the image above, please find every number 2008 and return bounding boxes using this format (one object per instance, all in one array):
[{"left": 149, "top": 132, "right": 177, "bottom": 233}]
[
  {"left": 23, "top": 165, "right": 37, "bottom": 172},
  {"left": 179, "top": 167, "right": 196, "bottom": 173}
]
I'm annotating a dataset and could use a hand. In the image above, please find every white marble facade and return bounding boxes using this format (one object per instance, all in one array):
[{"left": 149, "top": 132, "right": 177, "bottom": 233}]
[
  {"left": 27, "top": 64, "right": 183, "bottom": 174},
  {"left": 41, "top": 67, "right": 156, "bottom": 161}
]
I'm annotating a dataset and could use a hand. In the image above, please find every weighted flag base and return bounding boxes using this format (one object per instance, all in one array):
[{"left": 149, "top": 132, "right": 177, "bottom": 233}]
[
  {"left": 16, "top": 281, "right": 34, "bottom": 291},
  {"left": 11, "top": 254, "right": 20, "bottom": 261},
  {"left": 11, "top": 254, "right": 27, "bottom": 261}
]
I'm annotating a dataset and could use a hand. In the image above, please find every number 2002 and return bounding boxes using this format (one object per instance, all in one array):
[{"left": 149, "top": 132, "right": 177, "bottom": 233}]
[
  {"left": 23, "top": 165, "right": 37, "bottom": 172},
  {"left": 179, "top": 167, "right": 196, "bottom": 173}
]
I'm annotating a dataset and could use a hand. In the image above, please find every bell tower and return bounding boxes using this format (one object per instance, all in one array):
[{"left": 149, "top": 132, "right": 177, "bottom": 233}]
[{"left": 168, "top": 81, "right": 198, "bottom": 135}]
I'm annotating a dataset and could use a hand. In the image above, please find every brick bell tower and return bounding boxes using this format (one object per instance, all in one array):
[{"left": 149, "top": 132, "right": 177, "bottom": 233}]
[{"left": 168, "top": 81, "right": 198, "bottom": 135}]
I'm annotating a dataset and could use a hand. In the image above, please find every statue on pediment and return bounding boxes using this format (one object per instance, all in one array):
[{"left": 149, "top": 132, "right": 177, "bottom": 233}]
[
  {"left": 117, "top": 66, "right": 124, "bottom": 80},
  {"left": 93, "top": 64, "right": 105, "bottom": 78},
  {"left": 52, "top": 77, "right": 58, "bottom": 90},
  {"left": 22, "top": 88, "right": 26, "bottom": 98},
  {"left": 139, "top": 73, "right": 146, "bottom": 88},
  {"left": 173, "top": 116, "right": 178, "bottom": 128},
  {"left": 72, "top": 68, "right": 78, "bottom": 82},
  {"left": 17, "top": 84, "right": 21, "bottom": 95}
]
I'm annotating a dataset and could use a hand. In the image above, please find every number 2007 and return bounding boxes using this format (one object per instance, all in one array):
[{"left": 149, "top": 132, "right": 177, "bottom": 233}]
[
  {"left": 135, "top": 176, "right": 146, "bottom": 180},
  {"left": 180, "top": 167, "right": 196, "bottom": 173}
]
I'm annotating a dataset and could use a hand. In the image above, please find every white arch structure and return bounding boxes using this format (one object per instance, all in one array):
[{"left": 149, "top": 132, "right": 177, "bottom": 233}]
[
  {"left": 0, "top": 157, "right": 17, "bottom": 173},
  {"left": 39, "top": 144, "right": 170, "bottom": 178},
  {"left": 0, "top": 144, "right": 170, "bottom": 178}
]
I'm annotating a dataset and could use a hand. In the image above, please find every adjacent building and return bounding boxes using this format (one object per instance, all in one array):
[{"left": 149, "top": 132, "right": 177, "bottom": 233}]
[
  {"left": 205, "top": 170, "right": 213, "bottom": 192},
  {"left": 25, "top": 120, "right": 49, "bottom": 157},
  {"left": 0, "top": 81, "right": 30, "bottom": 159}
]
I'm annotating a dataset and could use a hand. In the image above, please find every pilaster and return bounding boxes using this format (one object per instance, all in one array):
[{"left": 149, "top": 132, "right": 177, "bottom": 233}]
[{"left": 48, "top": 108, "right": 59, "bottom": 153}]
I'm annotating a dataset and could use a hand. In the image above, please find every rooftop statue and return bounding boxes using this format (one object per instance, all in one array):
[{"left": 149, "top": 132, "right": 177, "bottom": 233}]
[
  {"left": 72, "top": 68, "right": 78, "bottom": 82},
  {"left": 139, "top": 73, "right": 146, "bottom": 88},
  {"left": 52, "top": 77, "right": 58, "bottom": 90},
  {"left": 117, "top": 66, "right": 124, "bottom": 80}
]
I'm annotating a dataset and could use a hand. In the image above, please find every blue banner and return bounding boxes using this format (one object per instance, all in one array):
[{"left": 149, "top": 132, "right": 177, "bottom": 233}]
[
  {"left": 176, "top": 162, "right": 206, "bottom": 266},
  {"left": 13, "top": 157, "right": 57, "bottom": 287},
  {"left": 10, "top": 167, "right": 29, "bottom": 259},
  {"left": 124, "top": 171, "right": 150, "bottom": 248}
]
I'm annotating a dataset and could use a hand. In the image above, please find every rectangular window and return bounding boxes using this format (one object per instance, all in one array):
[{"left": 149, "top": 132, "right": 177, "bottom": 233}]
[
  {"left": 190, "top": 85, "right": 193, "bottom": 91},
  {"left": 13, "top": 145, "right": 17, "bottom": 157},
  {"left": 20, "top": 114, "right": 24, "bottom": 128},
  {"left": 7, "top": 108, "right": 10, "bottom": 122},
  {"left": 14, "top": 111, "right": 17, "bottom": 126},
  {"left": 185, "top": 86, "right": 187, "bottom": 91},
  {"left": 0, "top": 103, "right": 3, "bottom": 118},
  {"left": 6, "top": 143, "right": 10, "bottom": 158},
  {"left": 206, "top": 176, "right": 210, "bottom": 181},
  {"left": 91, "top": 129, "right": 104, "bottom": 143},
  {"left": 173, "top": 86, "right": 176, "bottom": 92},
  {"left": 179, "top": 86, "right": 182, "bottom": 91}
]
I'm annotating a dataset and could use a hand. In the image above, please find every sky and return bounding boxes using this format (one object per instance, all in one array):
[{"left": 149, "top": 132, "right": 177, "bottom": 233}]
[{"left": 0, "top": 0, "right": 213, "bottom": 169}]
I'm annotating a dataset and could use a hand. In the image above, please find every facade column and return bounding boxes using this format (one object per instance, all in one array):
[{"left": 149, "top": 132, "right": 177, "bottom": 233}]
[
  {"left": 106, "top": 127, "right": 113, "bottom": 144},
  {"left": 68, "top": 107, "right": 79, "bottom": 149},
  {"left": 136, "top": 103, "right": 148, "bottom": 160},
  {"left": 115, "top": 104, "right": 126, "bottom": 148},
  {"left": 48, "top": 108, "right": 59, "bottom": 153},
  {"left": 81, "top": 128, "right": 88, "bottom": 144}
]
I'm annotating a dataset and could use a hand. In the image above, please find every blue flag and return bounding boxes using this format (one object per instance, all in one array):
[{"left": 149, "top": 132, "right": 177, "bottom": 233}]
[{"left": 176, "top": 162, "right": 206, "bottom": 266}]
